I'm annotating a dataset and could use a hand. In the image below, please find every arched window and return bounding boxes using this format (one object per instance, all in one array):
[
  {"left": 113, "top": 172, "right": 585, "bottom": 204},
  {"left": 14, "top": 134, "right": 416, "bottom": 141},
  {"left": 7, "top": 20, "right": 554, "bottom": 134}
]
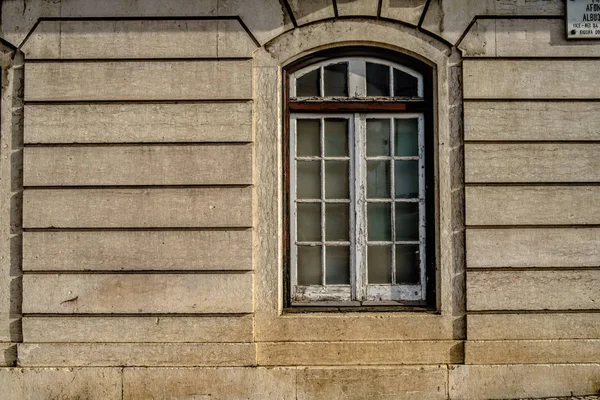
[{"left": 284, "top": 47, "right": 435, "bottom": 307}]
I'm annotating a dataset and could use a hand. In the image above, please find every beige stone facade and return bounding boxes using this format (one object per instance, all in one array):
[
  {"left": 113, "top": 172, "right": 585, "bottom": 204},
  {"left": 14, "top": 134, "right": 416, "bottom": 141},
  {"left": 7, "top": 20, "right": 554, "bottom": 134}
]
[{"left": 0, "top": 0, "right": 598, "bottom": 398}]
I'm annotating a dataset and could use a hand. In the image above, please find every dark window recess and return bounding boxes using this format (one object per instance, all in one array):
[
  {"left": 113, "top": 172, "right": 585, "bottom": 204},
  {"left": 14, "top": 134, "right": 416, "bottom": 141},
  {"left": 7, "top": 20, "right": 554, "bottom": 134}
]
[
  {"left": 366, "top": 62, "right": 390, "bottom": 96},
  {"left": 394, "top": 69, "right": 419, "bottom": 97},
  {"left": 296, "top": 68, "right": 321, "bottom": 97},
  {"left": 324, "top": 63, "right": 348, "bottom": 97}
]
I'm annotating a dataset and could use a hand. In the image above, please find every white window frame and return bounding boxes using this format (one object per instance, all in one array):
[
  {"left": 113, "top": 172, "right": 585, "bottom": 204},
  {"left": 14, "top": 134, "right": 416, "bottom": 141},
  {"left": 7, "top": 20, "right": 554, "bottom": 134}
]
[
  {"left": 290, "top": 113, "right": 426, "bottom": 305},
  {"left": 289, "top": 57, "right": 424, "bottom": 99}
]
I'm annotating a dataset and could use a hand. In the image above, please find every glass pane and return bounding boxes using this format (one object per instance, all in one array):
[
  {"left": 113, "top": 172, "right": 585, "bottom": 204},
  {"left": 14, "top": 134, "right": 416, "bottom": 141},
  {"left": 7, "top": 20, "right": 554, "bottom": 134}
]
[
  {"left": 366, "top": 62, "right": 390, "bottom": 96},
  {"left": 325, "top": 161, "right": 349, "bottom": 199},
  {"left": 368, "top": 203, "right": 391, "bottom": 241},
  {"left": 368, "top": 245, "right": 392, "bottom": 284},
  {"left": 396, "top": 245, "right": 420, "bottom": 284},
  {"left": 297, "top": 119, "right": 320, "bottom": 157},
  {"left": 395, "top": 161, "right": 419, "bottom": 198},
  {"left": 324, "top": 63, "right": 348, "bottom": 97},
  {"left": 366, "top": 119, "right": 390, "bottom": 156},
  {"left": 394, "top": 118, "right": 419, "bottom": 157},
  {"left": 296, "top": 68, "right": 320, "bottom": 97},
  {"left": 395, "top": 202, "right": 419, "bottom": 241},
  {"left": 367, "top": 160, "right": 390, "bottom": 199},
  {"left": 298, "top": 246, "right": 321, "bottom": 285},
  {"left": 324, "top": 119, "right": 348, "bottom": 157},
  {"left": 297, "top": 161, "right": 320, "bottom": 199},
  {"left": 326, "top": 246, "right": 350, "bottom": 284},
  {"left": 297, "top": 203, "right": 321, "bottom": 242},
  {"left": 326, "top": 204, "right": 349, "bottom": 241},
  {"left": 393, "top": 68, "right": 419, "bottom": 97}
]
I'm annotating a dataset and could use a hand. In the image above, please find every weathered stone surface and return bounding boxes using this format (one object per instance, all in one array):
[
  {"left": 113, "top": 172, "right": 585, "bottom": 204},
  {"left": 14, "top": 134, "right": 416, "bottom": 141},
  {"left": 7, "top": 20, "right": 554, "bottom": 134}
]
[
  {"left": 217, "top": 19, "right": 258, "bottom": 57},
  {"left": 465, "top": 143, "right": 600, "bottom": 183},
  {"left": 467, "top": 228, "right": 600, "bottom": 268},
  {"left": 24, "top": 187, "right": 252, "bottom": 228},
  {"left": 23, "top": 273, "right": 253, "bottom": 314},
  {"left": 25, "top": 60, "right": 252, "bottom": 101},
  {"left": 288, "top": 0, "right": 334, "bottom": 26},
  {"left": 465, "top": 101, "right": 600, "bottom": 141},
  {"left": 0, "top": 0, "right": 60, "bottom": 48},
  {"left": 24, "top": 20, "right": 220, "bottom": 59},
  {"left": 466, "top": 186, "right": 600, "bottom": 226},
  {"left": 257, "top": 341, "right": 462, "bottom": 365},
  {"left": 24, "top": 144, "right": 252, "bottom": 186},
  {"left": 123, "top": 367, "right": 295, "bottom": 399},
  {"left": 257, "top": 314, "right": 456, "bottom": 341},
  {"left": 0, "top": 343, "right": 16, "bottom": 366},
  {"left": 380, "top": 0, "right": 428, "bottom": 26},
  {"left": 0, "top": 367, "right": 122, "bottom": 399},
  {"left": 218, "top": 0, "right": 293, "bottom": 44},
  {"left": 467, "top": 313, "right": 600, "bottom": 340},
  {"left": 336, "top": 0, "right": 378, "bottom": 16},
  {"left": 297, "top": 366, "right": 448, "bottom": 400},
  {"left": 467, "top": 270, "right": 600, "bottom": 311},
  {"left": 18, "top": 343, "right": 256, "bottom": 367},
  {"left": 461, "top": 19, "right": 600, "bottom": 58},
  {"left": 24, "top": 230, "right": 252, "bottom": 271},
  {"left": 25, "top": 102, "right": 252, "bottom": 143},
  {"left": 464, "top": 60, "right": 600, "bottom": 99},
  {"left": 23, "top": 316, "right": 253, "bottom": 343},
  {"left": 450, "top": 364, "right": 600, "bottom": 400},
  {"left": 465, "top": 340, "right": 600, "bottom": 364}
]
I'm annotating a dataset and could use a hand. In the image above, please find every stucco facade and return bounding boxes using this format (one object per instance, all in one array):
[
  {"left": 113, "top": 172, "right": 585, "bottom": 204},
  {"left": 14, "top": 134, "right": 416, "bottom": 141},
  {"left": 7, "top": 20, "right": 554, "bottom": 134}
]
[{"left": 0, "top": 0, "right": 599, "bottom": 398}]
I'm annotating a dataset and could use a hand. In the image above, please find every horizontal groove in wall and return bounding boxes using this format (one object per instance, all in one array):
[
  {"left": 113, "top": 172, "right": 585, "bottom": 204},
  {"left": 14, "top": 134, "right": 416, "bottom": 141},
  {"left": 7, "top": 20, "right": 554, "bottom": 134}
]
[
  {"left": 465, "top": 56, "right": 600, "bottom": 61},
  {"left": 23, "top": 313, "right": 252, "bottom": 317},
  {"left": 467, "top": 266, "right": 600, "bottom": 272},
  {"left": 26, "top": 57, "right": 253, "bottom": 63},
  {"left": 24, "top": 142, "right": 253, "bottom": 147},
  {"left": 24, "top": 184, "right": 253, "bottom": 190},
  {"left": 24, "top": 99, "right": 253, "bottom": 105},
  {"left": 467, "top": 309, "right": 600, "bottom": 315},
  {"left": 23, "top": 270, "right": 253, "bottom": 275},
  {"left": 464, "top": 140, "right": 600, "bottom": 145},
  {"left": 464, "top": 98, "right": 600, "bottom": 102},
  {"left": 466, "top": 225, "right": 600, "bottom": 229},
  {"left": 36, "top": 16, "right": 241, "bottom": 22},
  {"left": 465, "top": 182, "right": 600, "bottom": 187},
  {"left": 23, "top": 227, "right": 252, "bottom": 232}
]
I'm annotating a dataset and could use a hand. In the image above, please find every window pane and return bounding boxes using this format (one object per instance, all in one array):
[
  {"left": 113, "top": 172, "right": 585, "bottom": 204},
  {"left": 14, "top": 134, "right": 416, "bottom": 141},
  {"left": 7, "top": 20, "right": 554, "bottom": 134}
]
[
  {"left": 395, "top": 202, "right": 419, "bottom": 241},
  {"left": 324, "top": 63, "right": 348, "bottom": 97},
  {"left": 368, "top": 245, "right": 392, "bottom": 284},
  {"left": 297, "top": 203, "right": 321, "bottom": 241},
  {"left": 366, "top": 62, "right": 390, "bottom": 96},
  {"left": 296, "top": 68, "right": 320, "bottom": 97},
  {"left": 393, "top": 68, "right": 419, "bottom": 97},
  {"left": 395, "top": 160, "right": 419, "bottom": 198},
  {"left": 297, "top": 246, "right": 321, "bottom": 285},
  {"left": 297, "top": 161, "right": 320, "bottom": 199},
  {"left": 368, "top": 203, "right": 391, "bottom": 241},
  {"left": 396, "top": 245, "right": 420, "bottom": 284},
  {"left": 296, "top": 119, "right": 320, "bottom": 157},
  {"left": 325, "top": 161, "right": 349, "bottom": 199},
  {"left": 324, "top": 119, "right": 348, "bottom": 157},
  {"left": 326, "top": 204, "right": 349, "bottom": 241},
  {"left": 326, "top": 246, "right": 350, "bottom": 284},
  {"left": 367, "top": 160, "right": 390, "bottom": 198},
  {"left": 394, "top": 118, "right": 419, "bottom": 157},
  {"left": 367, "top": 119, "right": 390, "bottom": 156}
]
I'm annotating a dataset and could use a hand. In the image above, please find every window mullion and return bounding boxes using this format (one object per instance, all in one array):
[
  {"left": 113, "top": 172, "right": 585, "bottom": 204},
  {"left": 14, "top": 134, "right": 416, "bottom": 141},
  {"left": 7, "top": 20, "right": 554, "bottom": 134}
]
[
  {"left": 320, "top": 117, "right": 326, "bottom": 286},
  {"left": 354, "top": 113, "right": 367, "bottom": 302}
]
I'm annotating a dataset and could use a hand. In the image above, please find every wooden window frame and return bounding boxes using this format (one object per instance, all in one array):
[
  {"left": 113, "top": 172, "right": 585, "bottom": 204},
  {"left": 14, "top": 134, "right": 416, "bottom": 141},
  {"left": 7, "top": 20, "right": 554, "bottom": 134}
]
[{"left": 283, "top": 47, "right": 437, "bottom": 310}]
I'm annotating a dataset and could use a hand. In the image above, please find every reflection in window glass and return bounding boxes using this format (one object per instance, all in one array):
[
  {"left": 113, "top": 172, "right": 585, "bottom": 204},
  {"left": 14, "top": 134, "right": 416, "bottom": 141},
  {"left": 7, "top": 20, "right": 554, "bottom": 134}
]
[
  {"left": 297, "top": 203, "right": 321, "bottom": 242},
  {"left": 394, "top": 161, "right": 419, "bottom": 198},
  {"left": 326, "top": 246, "right": 350, "bottom": 284},
  {"left": 366, "top": 63, "right": 390, "bottom": 96},
  {"left": 297, "top": 246, "right": 321, "bottom": 285},
  {"left": 297, "top": 161, "right": 320, "bottom": 199},
  {"left": 326, "top": 204, "right": 349, "bottom": 241},
  {"left": 368, "top": 245, "right": 392, "bottom": 284},
  {"left": 395, "top": 202, "right": 419, "bottom": 241},
  {"left": 325, "top": 161, "right": 349, "bottom": 199},
  {"left": 367, "top": 160, "right": 390, "bottom": 199},
  {"left": 368, "top": 203, "right": 391, "bottom": 241},
  {"left": 394, "top": 68, "right": 419, "bottom": 97},
  {"left": 324, "top": 63, "right": 348, "bottom": 97},
  {"left": 325, "top": 119, "right": 348, "bottom": 157},
  {"left": 297, "top": 119, "right": 320, "bottom": 156},
  {"left": 366, "top": 119, "right": 390, "bottom": 156},
  {"left": 394, "top": 119, "right": 419, "bottom": 157},
  {"left": 296, "top": 69, "right": 320, "bottom": 97},
  {"left": 396, "top": 245, "right": 420, "bottom": 284}
]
